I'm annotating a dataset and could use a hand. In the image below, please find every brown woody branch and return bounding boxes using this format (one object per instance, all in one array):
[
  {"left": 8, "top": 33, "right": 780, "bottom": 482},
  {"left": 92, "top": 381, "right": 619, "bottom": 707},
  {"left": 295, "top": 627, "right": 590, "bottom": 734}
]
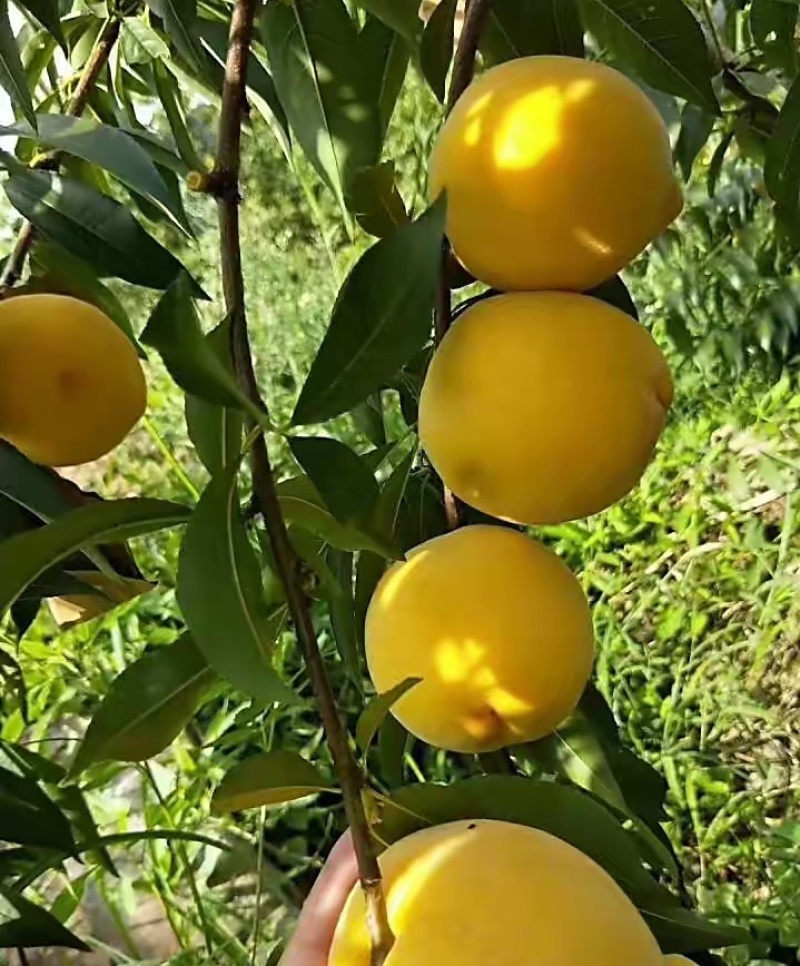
[
  {"left": 433, "top": 0, "right": 492, "bottom": 529},
  {"left": 214, "top": 2, "right": 393, "bottom": 964},
  {"left": 0, "top": 18, "right": 122, "bottom": 290}
]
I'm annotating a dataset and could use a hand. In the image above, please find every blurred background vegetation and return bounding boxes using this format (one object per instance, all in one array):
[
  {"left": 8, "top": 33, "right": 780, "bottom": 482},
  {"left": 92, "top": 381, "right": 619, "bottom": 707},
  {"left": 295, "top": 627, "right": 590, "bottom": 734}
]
[{"left": 4, "top": 43, "right": 800, "bottom": 965}]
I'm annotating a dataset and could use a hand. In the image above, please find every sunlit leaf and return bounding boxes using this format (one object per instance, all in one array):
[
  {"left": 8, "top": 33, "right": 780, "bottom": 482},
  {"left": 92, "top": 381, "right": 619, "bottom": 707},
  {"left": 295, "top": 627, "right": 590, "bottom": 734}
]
[
  {"left": 0, "top": 498, "right": 189, "bottom": 616},
  {"left": 0, "top": 115, "right": 183, "bottom": 228},
  {"left": 353, "top": 0, "right": 422, "bottom": 44},
  {"left": 0, "top": 0, "right": 36, "bottom": 127},
  {"left": 261, "top": 0, "right": 382, "bottom": 218},
  {"left": 293, "top": 197, "right": 446, "bottom": 424},
  {"left": 211, "top": 750, "right": 332, "bottom": 812},
  {"left": 4, "top": 169, "right": 199, "bottom": 291},
  {"left": 177, "top": 462, "right": 297, "bottom": 706},
  {"left": 579, "top": 0, "right": 719, "bottom": 112},
  {"left": 144, "top": 0, "right": 204, "bottom": 73},
  {"left": 356, "top": 677, "right": 420, "bottom": 752},
  {"left": 71, "top": 636, "right": 214, "bottom": 772}
]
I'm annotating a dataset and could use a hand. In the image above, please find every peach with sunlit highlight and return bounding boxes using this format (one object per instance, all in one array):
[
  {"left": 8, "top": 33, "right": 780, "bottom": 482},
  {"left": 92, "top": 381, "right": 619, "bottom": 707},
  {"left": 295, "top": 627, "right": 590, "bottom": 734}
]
[
  {"left": 419, "top": 292, "right": 673, "bottom": 525},
  {"left": 330, "top": 819, "right": 663, "bottom": 966},
  {"left": 365, "top": 526, "right": 593, "bottom": 753},
  {"left": 430, "top": 55, "right": 683, "bottom": 291}
]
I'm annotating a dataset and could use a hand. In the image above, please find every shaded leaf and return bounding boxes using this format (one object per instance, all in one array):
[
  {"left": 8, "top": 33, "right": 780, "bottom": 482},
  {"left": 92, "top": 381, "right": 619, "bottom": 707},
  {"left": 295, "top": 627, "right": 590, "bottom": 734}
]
[
  {"left": 53, "top": 784, "right": 116, "bottom": 875},
  {"left": 294, "top": 197, "right": 446, "bottom": 424},
  {"left": 642, "top": 895, "right": 749, "bottom": 954},
  {"left": 362, "top": 15, "right": 410, "bottom": 137},
  {"left": 579, "top": 0, "right": 719, "bottom": 112},
  {"left": 17, "top": 0, "right": 65, "bottom": 47},
  {"left": 481, "top": 0, "right": 584, "bottom": 64},
  {"left": 751, "top": 0, "right": 798, "bottom": 74},
  {"left": 0, "top": 115, "right": 182, "bottom": 227},
  {"left": 152, "top": 61, "right": 205, "bottom": 171},
  {"left": 674, "top": 102, "right": 715, "bottom": 181},
  {"left": 765, "top": 73, "right": 800, "bottom": 215},
  {"left": 211, "top": 750, "right": 331, "bottom": 813},
  {"left": 0, "top": 889, "right": 89, "bottom": 950},
  {"left": 144, "top": 0, "right": 204, "bottom": 73},
  {"left": 420, "top": 0, "right": 456, "bottom": 102},
  {"left": 346, "top": 161, "right": 408, "bottom": 238},
  {"left": 4, "top": 168, "right": 198, "bottom": 291},
  {"left": 184, "top": 318, "right": 244, "bottom": 477},
  {"left": 142, "top": 275, "right": 262, "bottom": 424},
  {"left": 261, "top": 0, "right": 382, "bottom": 217},
  {"left": 289, "top": 436, "right": 379, "bottom": 527},
  {"left": 354, "top": 549, "right": 385, "bottom": 650},
  {"left": 71, "top": 636, "right": 213, "bottom": 773},
  {"left": 325, "top": 548, "right": 361, "bottom": 678},
  {"left": 0, "top": 765, "right": 74, "bottom": 851},
  {"left": 0, "top": 0, "right": 36, "bottom": 127},
  {"left": 586, "top": 275, "right": 639, "bottom": 320},
  {"left": 0, "top": 498, "right": 189, "bottom": 615},
  {"left": 707, "top": 129, "right": 734, "bottom": 196},
  {"left": 177, "top": 463, "right": 297, "bottom": 706},
  {"left": 356, "top": 677, "right": 420, "bottom": 752}
]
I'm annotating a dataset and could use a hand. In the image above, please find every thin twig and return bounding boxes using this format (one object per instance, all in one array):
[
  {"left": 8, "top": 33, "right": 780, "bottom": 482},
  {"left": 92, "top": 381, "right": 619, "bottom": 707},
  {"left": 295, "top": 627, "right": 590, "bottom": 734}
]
[
  {"left": 0, "top": 17, "right": 122, "bottom": 289},
  {"left": 214, "top": 2, "right": 393, "bottom": 963},
  {"left": 433, "top": 0, "right": 492, "bottom": 529},
  {"left": 16, "top": 948, "right": 30, "bottom": 966}
]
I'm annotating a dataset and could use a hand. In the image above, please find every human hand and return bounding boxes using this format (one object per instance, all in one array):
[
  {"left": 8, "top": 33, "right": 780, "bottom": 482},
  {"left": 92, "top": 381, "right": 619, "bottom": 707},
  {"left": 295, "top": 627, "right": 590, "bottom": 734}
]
[{"left": 280, "top": 832, "right": 359, "bottom": 966}]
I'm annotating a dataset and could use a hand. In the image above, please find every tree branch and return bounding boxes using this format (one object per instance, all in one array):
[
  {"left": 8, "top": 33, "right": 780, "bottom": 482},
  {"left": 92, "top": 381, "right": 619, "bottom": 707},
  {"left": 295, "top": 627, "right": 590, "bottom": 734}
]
[
  {"left": 0, "top": 17, "right": 121, "bottom": 290},
  {"left": 214, "top": 3, "right": 393, "bottom": 963},
  {"left": 433, "top": 0, "right": 492, "bottom": 528}
]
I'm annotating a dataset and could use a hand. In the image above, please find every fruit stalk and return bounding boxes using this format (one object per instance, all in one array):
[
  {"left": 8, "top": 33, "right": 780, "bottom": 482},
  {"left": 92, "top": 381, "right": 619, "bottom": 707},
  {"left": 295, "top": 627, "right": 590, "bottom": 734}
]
[
  {"left": 213, "top": 2, "right": 394, "bottom": 963},
  {"left": 0, "top": 18, "right": 122, "bottom": 291},
  {"left": 434, "top": 0, "right": 492, "bottom": 529}
]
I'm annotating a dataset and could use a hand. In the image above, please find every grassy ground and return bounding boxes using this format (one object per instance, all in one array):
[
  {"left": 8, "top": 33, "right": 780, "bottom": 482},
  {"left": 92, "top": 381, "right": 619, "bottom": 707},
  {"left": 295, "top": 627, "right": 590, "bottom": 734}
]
[{"left": 4, "top": 108, "right": 800, "bottom": 961}]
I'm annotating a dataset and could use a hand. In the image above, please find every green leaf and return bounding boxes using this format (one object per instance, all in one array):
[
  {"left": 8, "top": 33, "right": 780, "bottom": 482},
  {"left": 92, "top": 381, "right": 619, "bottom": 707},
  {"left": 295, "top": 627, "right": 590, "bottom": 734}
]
[
  {"left": 211, "top": 750, "right": 331, "bottom": 813},
  {"left": 579, "top": 0, "right": 719, "bottom": 113},
  {"left": 261, "top": 0, "right": 382, "bottom": 218},
  {"left": 325, "top": 548, "right": 361, "bottom": 678},
  {"left": 71, "top": 636, "right": 214, "bottom": 773},
  {"left": 0, "top": 115, "right": 183, "bottom": 228},
  {"left": 277, "top": 475, "right": 394, "bottom": 556},
  {"left": 766, "top": 74, "right": 800, "bottom": 215},
  {"left": 420, "top": 0, "right": 456, "bottom": 102},
  {"left": 0, "top": 0, "right": 36, "bottom": 128},
  {"left": 586, "top": 275, "right": 639, "bottom": 320},
  {"left": 481, "top": 0, "right": 584, "bottom": 64},
  {"left": 521, "top": 713, "right": 628, "bottom": 814},
  {"left": 707, "top": 128, "right": 734, "bottom": 196},
  {"left": 0, "top": 498, "right": 189, "bottom": 616},
  {"left": 353, "top": 0, "right": 422, "bottom": 44},
  {"left": 0, "top": 889, "right": 89, "bottom": 950},
  {"left": 28, "top": 240, "right": 139, "bottom": 349},
  {"left": 293, "top": 197, "right": 446, "bottom": 424},
  {"left": 144, "top": 0, "right": 204, "bottom": 73},
  {"left": 356, "top": 677, "right": 420, "bottom": 752},
  {"left": 346, "top": 161, "right": 408, "bottom": 238},
  {"left": 16, "top": 0, "right": 65, "bottom": 48},
  {"left": 674, "top": 102, "right": 715, "bottom": 181},
  {"left": 4, "top": 169, "right": 199, "bottom": 291},
  {"left": 152, "top": 61, "right": 205, "bottom": 171},
  {"left": 289, "top": 436, "right": 380, "bottom": 527},
  {"left": 0, "top": 766, "right": 75, "bottom": 851},
  {"left": 177, "top": 463, "right": 297, "bottom": 706},
  {"left": 141, "top": 275, "right": 263, "bottom": 425},
  {"left": 354, "top": 549, "right": 385, "bottom": 650},
  {"left": 185, "top": 319, "right": 244, "bottom": 477},
  {"left": 751, "top": 0, "right": 798, "bottom": 74},
  {"left": 53, "top": 784, "right": 116, "bottom": 875},
  {"left": 122, "top": 16, "right": 170, "bottom": 62},
  {"left": 362, "top": 15, "right": 410, "bottom": 137},
  {"left": 641, "top": 895, "right": 749, "bottom": 954}
]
